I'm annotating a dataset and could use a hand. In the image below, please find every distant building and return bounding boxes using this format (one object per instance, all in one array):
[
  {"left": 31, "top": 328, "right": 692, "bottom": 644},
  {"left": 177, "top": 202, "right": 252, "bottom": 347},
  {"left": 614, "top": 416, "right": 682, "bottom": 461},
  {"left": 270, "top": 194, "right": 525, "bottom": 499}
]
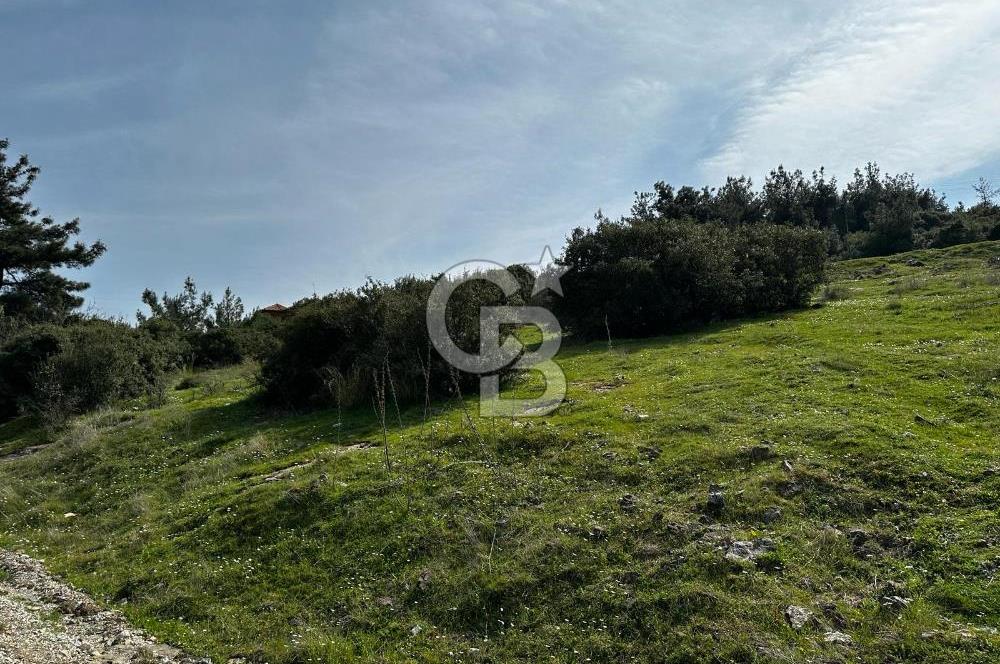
[{"left": 256, "top": 303, "right": 293, "bottom": 320}]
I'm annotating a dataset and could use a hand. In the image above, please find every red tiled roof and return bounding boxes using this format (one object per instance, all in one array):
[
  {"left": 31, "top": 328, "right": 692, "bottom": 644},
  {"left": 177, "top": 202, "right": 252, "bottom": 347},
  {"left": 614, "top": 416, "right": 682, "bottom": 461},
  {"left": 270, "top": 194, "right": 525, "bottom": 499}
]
[{"left": 261, "top": 303, "right": 288, "bottom": 312}]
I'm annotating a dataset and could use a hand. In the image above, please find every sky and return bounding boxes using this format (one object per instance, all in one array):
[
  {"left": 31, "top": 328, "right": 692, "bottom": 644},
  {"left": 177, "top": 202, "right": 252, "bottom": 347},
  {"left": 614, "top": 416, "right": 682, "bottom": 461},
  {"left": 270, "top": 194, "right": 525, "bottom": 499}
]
[{"left": 2, "top": 0, "right": 999, "bottom": 319}]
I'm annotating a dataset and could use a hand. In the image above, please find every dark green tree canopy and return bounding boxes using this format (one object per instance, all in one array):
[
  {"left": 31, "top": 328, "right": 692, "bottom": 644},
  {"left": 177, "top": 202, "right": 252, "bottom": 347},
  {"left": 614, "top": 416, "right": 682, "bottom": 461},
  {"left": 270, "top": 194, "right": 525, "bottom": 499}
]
[
  {"left": 0, "top": 139, "right": 106, "bottom": 320},
  {"left": 137, "top": 276, "right": 214, "bottom": 333}
]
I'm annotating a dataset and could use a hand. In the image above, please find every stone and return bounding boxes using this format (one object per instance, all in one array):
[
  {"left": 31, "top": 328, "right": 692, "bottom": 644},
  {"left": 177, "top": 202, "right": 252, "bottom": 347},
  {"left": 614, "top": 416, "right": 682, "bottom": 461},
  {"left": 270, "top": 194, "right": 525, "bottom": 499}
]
[
  {"left": 784, "top": 605, "right": 813, "bottom": 630},
  {"left": 706, "top": 485, "right": 725, "bottom": 514},
  {"left": 417, "top": 569, "right": 431, "bottom": 591},
  {"left": 749, "top": 445, "right": 773, "bottom": 462},
  {"left": 881, "top": 595, "right": 912, "bottom": 610},
  {"left": 781, "top": 460, "right": 794, "bottom": 473},
  {"left": 824, "top": 631, "right": 854, "bottom": 646},
  {"left": 620, "top": 494, "right": 638, "bottom": 512},
  {"left": 725, "top": 538, "right": 774, "bottom": 562},
  {"left": 846, "top": 528, "right": 868, "bottom": 546},
  {"left": 763, "top": 507, "right": 782, "bottom": 524}
]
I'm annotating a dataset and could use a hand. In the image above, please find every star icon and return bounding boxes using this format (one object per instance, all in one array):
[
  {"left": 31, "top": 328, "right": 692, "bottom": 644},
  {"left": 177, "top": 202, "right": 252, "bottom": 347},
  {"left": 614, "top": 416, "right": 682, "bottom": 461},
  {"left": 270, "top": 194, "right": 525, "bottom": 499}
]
[{"left": 527, "top": 245, "right": 570, "bottom": 296}]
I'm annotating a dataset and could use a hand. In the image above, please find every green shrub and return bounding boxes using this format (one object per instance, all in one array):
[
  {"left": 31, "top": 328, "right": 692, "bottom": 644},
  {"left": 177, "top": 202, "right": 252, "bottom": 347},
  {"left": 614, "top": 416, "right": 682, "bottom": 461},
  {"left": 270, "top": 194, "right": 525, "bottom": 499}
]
[
  {"left": 260, "top": 275, "right": 520, "bottom": 409},
  {"left": 554, "top": 219, "right": 826, "bottom": 339},
  {"left": 0, "top": 319, "right": 171, "bottom": 422}
]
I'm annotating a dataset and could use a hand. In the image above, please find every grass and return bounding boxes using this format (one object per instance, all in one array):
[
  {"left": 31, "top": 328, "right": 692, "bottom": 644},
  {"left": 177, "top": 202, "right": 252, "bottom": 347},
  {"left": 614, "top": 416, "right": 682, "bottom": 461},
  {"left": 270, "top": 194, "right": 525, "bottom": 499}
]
[{"left": 2, "top": 241, "right": 1000, "bottom": 662}]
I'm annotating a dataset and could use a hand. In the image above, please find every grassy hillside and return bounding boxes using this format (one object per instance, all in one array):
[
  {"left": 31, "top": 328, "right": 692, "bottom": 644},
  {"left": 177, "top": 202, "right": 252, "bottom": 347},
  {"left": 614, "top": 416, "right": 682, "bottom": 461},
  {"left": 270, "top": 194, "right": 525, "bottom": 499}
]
[{"left": 2, "top": 242, "right": 1000, "bottom": 663}]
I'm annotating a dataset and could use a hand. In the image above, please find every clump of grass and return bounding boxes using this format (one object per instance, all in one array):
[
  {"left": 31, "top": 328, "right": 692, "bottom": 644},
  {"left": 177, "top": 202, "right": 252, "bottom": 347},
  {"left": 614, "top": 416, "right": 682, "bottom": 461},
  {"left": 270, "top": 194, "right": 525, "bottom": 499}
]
[
  {"left": 819, "top": 283, "right": 850, "bottom": 302},
  {"left": 886, "top": 298, "right": 904, "bottom": 313},
  {"left": 893, "top": 276, "right": 926, "bottom": 294}
]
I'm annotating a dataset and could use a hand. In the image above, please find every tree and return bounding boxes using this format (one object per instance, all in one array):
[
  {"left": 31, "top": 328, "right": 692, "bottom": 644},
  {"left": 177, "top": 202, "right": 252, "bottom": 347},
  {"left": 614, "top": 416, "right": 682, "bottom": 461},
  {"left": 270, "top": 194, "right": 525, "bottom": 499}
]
[
  {"left": 213, "top": 287, "right": 244, "bottom": 327},
  {"left": 0, "top": 138, "right": 106, "bottom": 320},
  {"left": 137, "top": 276, "right": 214, "bottom": 333},
  {"left": 973, "top": 177, "right": 1000, "bottom": 208}
]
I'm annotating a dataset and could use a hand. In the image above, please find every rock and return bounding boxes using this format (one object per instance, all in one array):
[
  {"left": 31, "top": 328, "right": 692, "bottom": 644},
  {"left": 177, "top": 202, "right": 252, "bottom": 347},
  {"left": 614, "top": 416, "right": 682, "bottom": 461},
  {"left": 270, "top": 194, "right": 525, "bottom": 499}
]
[
  {"left": 706, "top": 485, "right": 725, "bottom": 514},
  {"left": 846, "top": 528, "right": 868, "bottom": 546},
  {"left": 375, "top": 596, "right": 394, "bottom": 607},
  {"left": 781, "top": 460, "right": 794, "bottom": 473},
  {"left": 749, "top": 445, "right": 773, "bottom": 462},
  {"left": 619, "top": 494, "right": 638, "bottom": 512},
  {"left": 784, "top": 605, "right": 814, "bottom": 630},
  {"left": 762, "top": 507, "right": 782, "bottom": 524},
  {"left": 881, "top": 595, "right": 912, "bottom": 611},
  {"left": 588, "top": 525, "right": 607, "bottom": 540},
  {"left": 63, "top": 512, "right": 77, "bottom": 519},
  {"left": 725, "top": 538, "right": 774, "bottom": 562},
  {"left": 410, "top": 625, "right": 423, "bottom": 637},
  {"left": 824, "top": 631, "right": 854, "bottom": 646},
  {"left": 417, "top": 569, "right": 431, "bottom": 591},
  {"left": 638, "top": 445, "right": 661, "bottom": 460}
]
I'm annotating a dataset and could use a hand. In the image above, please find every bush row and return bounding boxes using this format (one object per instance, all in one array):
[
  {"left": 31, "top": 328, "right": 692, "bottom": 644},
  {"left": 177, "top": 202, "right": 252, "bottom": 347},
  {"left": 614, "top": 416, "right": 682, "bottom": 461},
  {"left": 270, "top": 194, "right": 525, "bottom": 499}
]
[{"left": 554, "top": 220, "right": 827, "bottom": 339}]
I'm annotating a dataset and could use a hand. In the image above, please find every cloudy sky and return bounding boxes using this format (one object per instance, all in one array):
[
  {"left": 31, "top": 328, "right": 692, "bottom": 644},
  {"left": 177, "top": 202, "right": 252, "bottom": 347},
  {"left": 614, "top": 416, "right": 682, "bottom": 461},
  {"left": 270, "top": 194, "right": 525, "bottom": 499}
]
[{"left": 2, "top": 0, "right": 999, "bottom": 318}]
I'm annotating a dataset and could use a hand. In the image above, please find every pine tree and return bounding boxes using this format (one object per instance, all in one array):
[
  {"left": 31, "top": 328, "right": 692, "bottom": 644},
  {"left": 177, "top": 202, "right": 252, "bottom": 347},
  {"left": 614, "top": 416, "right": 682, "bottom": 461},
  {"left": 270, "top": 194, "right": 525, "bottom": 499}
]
[
  {"left": 0, "top": 139, "right": 106, "bottom": 320},
  {"left": 214, "top": 287, "right": 244, "bottom": 327}
]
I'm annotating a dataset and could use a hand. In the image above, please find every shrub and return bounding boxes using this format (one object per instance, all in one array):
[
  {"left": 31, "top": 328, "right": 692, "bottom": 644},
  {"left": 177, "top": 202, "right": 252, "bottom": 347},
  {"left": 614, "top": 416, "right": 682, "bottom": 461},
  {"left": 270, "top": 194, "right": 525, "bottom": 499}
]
[
  {"left": 260, "top": 275, "right": 521, "bottom": 409},
  {"left": 554, "top": 219, "right": 826, "bottom": 339},
  {"left": 0, "top": 319, "right": 171, "bottom": 422}
]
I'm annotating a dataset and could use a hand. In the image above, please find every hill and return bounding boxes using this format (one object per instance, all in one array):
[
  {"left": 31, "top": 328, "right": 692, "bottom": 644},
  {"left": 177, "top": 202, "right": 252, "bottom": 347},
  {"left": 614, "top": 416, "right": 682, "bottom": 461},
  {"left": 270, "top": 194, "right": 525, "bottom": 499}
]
[{"left": 3, "top": 242, "right": 1000, "bottom": 663}]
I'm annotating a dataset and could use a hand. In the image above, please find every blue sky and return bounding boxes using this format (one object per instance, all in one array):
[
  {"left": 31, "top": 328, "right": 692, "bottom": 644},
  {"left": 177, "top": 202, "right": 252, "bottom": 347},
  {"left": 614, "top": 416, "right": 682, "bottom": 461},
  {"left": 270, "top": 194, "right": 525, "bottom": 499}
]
[{"left": 2, "top": 0, "right": 999, "bottom": 318}]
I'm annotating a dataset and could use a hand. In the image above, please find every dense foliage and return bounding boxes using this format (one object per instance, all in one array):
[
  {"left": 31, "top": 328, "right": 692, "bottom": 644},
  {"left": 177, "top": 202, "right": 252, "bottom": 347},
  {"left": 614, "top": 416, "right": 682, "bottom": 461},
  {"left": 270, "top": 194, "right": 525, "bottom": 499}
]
[
  {"left": 0, "top": 319, "right": 172, "bottom": 423},
  {"left": 627, "top": 164, "right": 1000, "bottom": 258},
  {"left": 259, "top": 273, "right": 528, "bottom": 409},
  {"left": 556, "top": 219, "right": 827, "bottom": 339}
]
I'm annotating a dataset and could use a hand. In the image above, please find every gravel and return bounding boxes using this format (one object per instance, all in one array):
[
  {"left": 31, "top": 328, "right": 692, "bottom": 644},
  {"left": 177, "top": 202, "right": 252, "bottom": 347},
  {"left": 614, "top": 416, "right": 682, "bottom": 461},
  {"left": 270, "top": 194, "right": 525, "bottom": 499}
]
[{"left": 0, "top": 549, "right": 210, "bottom": 663}]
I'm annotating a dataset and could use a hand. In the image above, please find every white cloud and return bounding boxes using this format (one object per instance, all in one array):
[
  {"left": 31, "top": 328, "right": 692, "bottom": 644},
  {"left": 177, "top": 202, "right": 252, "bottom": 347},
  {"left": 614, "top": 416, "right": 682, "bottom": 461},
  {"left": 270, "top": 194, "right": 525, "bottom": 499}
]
[{"left": 701, "top": 0, "right": 1000, "bottom": 184}]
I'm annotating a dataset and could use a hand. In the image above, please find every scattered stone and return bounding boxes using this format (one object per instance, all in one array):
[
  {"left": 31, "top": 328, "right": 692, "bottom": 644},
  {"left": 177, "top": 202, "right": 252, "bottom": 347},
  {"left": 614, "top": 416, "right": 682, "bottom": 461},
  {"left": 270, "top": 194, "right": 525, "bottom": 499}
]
[
  {"left": 725, "top": 538, "right": 774, "bottom": 562},
  {"left": 375, "top": 596, "right": 394, "bottom": 607},
  {"left": 619, "top": 494, "right": 638, "bottom": 513},
  {"left": 0, "top": 549, "right": 204, "bottom": 663},
  {"left": 749, "top": 444, "right": 773, "bottom": 462},
  {"left": 63, "top": 512, "right": 77, "bottom": 519},
  {"left": 706, "top": 485, "right": 725, "bottom": 515},
  {"left": 762, "top": 507, "right": 782, "bottom": 524},
  {"left": 914, "top": 412, "right": 934, "bottom": 425},
  {"left": 587, "top": 525, "right": 607, "bottom": 540},
  {"left": 824, "top": 631, "right": 854, "bottom": 646},
  {"left": 881, "top": 595, "right": 912, "bottom": 611},
  {"left": 781, "top": 460, "right": 794, "bottom": 473},
  {"left": 638, "top": 445, "right": 661, "bottom": 461},
  {"left": 905, "top": 258, "right": 925, "bottom": 267},
  {"left": 417, "top": 569, "right": 432, "bottom": 591},
  {"left": 784, "top": 605, "right": 814, "bottom": 630},
  {"left": 410, "top": 625, "right": 423, "bottom": 637}
]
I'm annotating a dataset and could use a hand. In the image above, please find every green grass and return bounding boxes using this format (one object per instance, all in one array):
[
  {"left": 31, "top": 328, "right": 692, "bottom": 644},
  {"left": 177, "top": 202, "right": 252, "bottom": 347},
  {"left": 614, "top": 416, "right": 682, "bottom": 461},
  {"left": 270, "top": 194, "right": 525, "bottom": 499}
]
[{"left": 3, "top": 242, "right": 1000, "bottom": 662}]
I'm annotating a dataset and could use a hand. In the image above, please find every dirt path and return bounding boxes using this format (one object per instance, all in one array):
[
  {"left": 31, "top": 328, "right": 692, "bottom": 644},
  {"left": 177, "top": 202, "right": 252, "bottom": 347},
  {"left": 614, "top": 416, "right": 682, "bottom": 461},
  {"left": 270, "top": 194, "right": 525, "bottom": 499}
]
[{"left": 0, "top": 550, "right": 210, "bottom": 663}]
